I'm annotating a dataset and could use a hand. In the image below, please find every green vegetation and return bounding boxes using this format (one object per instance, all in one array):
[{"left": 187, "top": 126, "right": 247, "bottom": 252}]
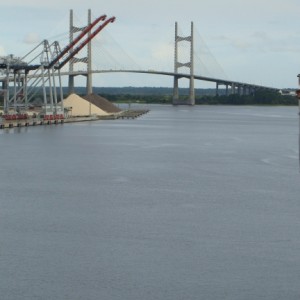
[
  {"left": 195, "top": 90, "right": 298, "bottom": 106},
  {"left": 98, "top": 93, "right": 172, "bottom": 104},
  {"left": 99, "top": 89, "right": 298, "bottom": 106},
  {"left": 1, "top": 87, "right": 297, "bottom": 107}
]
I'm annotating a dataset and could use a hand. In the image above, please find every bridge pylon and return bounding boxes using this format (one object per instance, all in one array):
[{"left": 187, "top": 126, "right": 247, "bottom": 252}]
[
  {"left": 68, "top": 9, "right": 93, "bottom": 95},
  {"left": 173, "top": 22, "right": 195, "bottom": 105}
]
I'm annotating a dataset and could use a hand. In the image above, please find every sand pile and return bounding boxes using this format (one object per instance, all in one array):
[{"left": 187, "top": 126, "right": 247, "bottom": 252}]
[
  {"left": 63, "top": 94, "right": 109, "bottom": 116},
  {"left": 83, "top": 94, "right": 122, "bottom": 113}
]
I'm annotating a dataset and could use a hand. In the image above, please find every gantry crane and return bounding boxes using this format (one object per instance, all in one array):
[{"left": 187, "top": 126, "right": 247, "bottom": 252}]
[{"left": 0, "top": 14, "right": 116, "bottom": 120}]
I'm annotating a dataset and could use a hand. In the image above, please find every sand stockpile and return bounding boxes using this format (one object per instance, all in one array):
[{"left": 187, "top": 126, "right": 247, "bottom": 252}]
[
  {"left": 83, "top": 94, "right": 122, "bottom": 113},
  {"left": 63, "top": 94, "right": 109, "bottom": 116}
]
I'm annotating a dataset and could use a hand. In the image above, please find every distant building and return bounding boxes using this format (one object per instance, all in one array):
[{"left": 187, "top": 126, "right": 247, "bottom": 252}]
[{"left": 279, "top": 89, "right": 296, "bottom": 96}]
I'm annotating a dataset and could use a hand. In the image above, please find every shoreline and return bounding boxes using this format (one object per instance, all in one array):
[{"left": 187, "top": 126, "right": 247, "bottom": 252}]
[{"left": 0, "top": 109, "right": 150, "bottom": 130}]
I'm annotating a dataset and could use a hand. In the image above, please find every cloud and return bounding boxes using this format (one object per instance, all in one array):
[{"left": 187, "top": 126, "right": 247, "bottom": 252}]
[
  {"left": 0, "top": 46, "right": 6, "bottom": 56},
  {"left": 231, "top": 39, "right": 252, "bottom": 51},
  {"left": 209, "top": 35, "right": 253, "bottom": 52},
  {"left": 210, "top": 30, "right": 300, "bottom": 54},
  {"left": 151, "top": 43, "right": 173, "bottom": 60},
  {"left": 251, "top": 31, "right": 270, "bottom": 41},
  {"left": 148, "top": 43, "right": 174, "bottom": 71},
  {"left": 23, "top": 33, "right": 40, "bottom": 44}
]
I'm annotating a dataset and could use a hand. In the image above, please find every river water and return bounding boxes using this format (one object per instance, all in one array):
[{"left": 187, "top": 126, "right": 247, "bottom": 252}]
[{"left": 0, "top": 105, "right": 300, "bottom": 300}]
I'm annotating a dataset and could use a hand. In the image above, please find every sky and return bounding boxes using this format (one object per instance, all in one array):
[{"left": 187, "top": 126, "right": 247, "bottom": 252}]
[{"left": 1, "top": 0, "right": 300, "bottom": 89}]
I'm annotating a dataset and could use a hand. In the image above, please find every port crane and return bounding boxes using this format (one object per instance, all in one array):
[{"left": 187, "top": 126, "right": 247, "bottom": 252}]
[{"left": 0, "top": 14, "right": 116, "bottom": 119}]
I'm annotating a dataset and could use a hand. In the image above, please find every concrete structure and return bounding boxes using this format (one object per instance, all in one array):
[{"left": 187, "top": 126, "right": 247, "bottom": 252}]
[
  {"left": 68, "top": 9, "right": 93, "bottom": 95},
  {"left": 170, "top": 22, "right": 273, "bottom": 105},
  {"left": 173, "top": 22, "right": 195, "bottom": 105}
]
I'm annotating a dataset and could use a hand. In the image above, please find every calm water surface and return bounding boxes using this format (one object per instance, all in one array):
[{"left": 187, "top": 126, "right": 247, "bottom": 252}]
[{"left": 0, "top": 105, "right": 300, "bottom": 300}]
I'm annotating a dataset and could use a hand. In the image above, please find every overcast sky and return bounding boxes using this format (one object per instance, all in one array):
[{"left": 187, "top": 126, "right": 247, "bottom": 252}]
[{"left": 1, "top": 0, "right": 300, "bottom": 89}]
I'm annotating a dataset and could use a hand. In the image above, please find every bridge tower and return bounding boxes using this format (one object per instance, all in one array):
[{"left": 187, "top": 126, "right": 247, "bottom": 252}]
[
  {"left": 68, "top": 9, "right": 93, "bottom": 95},
  {"left": 173, "top": 22, "right": 195, "bottom": 105}
]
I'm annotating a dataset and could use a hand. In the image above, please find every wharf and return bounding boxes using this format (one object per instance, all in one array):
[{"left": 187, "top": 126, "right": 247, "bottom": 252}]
[
  {"left": 117, "top": 109, "right": 150, "bottom": 119},
  {"left": 0, "top": 109, "right": 150, "bottom": 129},
  {"left": 0, "top": 119, "right": 65, "bottom": 129},
  {"left": 98, "top": 109, "right": 150, "bottom": 120}
]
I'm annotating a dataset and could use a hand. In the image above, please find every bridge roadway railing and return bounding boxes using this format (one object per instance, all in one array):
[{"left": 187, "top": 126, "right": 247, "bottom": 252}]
[
  {"left": 0, "top": 69, "right": 279, "bottom": 94},
  {"left": 60, "top": 69, "right": 279, "bottom": 93}
]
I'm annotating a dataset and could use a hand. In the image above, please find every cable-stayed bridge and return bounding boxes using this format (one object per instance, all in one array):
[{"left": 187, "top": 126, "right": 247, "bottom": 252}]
[
  {"left": 64, "top": 11, "right": 279, "bottom": 105},
  {"left": 0, "top": 9, "right": 279, "bottom": 114}
]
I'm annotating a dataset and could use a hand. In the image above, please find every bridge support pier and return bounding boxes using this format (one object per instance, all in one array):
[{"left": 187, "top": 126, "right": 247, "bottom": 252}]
[
  {"left": 173, "top": 76, "right": 179, "bottom": 103},
  {"left": 231, "top": 83, "right": 236, "bottom": 94},
  {"left": 238, "top": 85, "right": 242, "bottom": 96},
  {"left": 245, "top": 86, "right": 251, "bottom": 95},
  {"left": 68, "top": 75, "right": 75, "bottom": 94},
  {"left": 172, "top": 22, "right": 195, "bottom": 105}
]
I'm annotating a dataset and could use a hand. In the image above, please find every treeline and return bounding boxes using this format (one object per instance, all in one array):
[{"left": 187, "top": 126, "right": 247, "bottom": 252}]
[
  {"left": 1, "top": 88, "right": 297, "bottom": 106},
  {"left": 98, "top": 93, "right": 172, "bottom": 104},
  {"left": 195, "top": 90, "right": 298, "bottom": 106},
  {"left": 99, "top": 90, "right": 298, "bottom": 106},
  {"left": 92, "top": 87, "right": 220, "bottom": 96}
]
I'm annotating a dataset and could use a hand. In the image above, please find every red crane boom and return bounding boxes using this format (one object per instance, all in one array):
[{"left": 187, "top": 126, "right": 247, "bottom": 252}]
[
  {"left": 48, "top": 14, "right": 107, "bottom": 68},
  {"left": 56, "top": 16, "right": 116, "bottom": 70},
  {"left": 0, "top": 15, "right": 116, "bottom": 72}
]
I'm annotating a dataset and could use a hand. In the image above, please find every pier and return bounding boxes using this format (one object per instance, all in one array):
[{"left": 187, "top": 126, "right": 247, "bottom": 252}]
[{"left": 0, "top": 109, "right": 150, "bottom": 129}]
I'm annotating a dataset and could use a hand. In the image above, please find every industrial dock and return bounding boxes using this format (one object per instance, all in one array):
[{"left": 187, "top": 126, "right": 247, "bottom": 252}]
[{"left": 0, "top": 108, "right": 150, "bottom": 129}]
